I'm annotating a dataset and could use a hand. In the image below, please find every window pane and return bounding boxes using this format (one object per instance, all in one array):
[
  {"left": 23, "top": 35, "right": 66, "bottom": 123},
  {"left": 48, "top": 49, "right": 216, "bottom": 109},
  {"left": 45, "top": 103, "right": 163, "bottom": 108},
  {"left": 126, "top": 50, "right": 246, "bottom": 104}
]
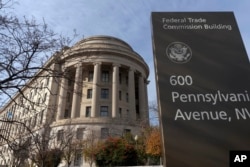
[
  {"left": 101, "top": 71, "right": 109, "bottom": 82},
  {"left": 124, "top": 129, "right": 131, "bottom": 135},
  {"left": 126, "top": 93, "right": 129, "bottom": 102},
  {"left": 76, "top": 128, "right": 85, "bottom": 140},
  {"left": 32, "top": 114, "right": 37, "bottom": 127},
  {"left": 57, "top": 130, "right": 64, "bottom": 141},
  {"left": 64, "top": 109, "right": 70, "bottom": 118},
  {"left": 119, "top": 91, "right": 122, "bottom": 100},
  {"left": 119, "top": 73, "right": 122, "bottom": 84},
  {"left": 74, "top": 150, "right": 82, "bottom": 166},
  {"left": 40, "top": 110, "right": 44, "bottom": 124},
  {"left": 43, "top": 93, "right": 47, "bottom": 102},
  {"left": 100, "top": 106, "right": 108, "bottom": 117},
  {"left": 126, "top": 75, "right": 128, "bottom": 85},
  {"left": 119, "top": 108, "right": 122, "bottom": 118},
  {"left": 86, "top": 106, "right": 91, "bottom": 117},
  {"left": 87, "top": 89, "right": 92, "bottom": 99},
  {"left": 88, "top": 71, "right": 93, "bottom": 82},
  {"left": 46, "top": 77, "right": 50, "bottom": 86},
  {"left": 101, "top": 89, "right": 109, "bottom": 99}
]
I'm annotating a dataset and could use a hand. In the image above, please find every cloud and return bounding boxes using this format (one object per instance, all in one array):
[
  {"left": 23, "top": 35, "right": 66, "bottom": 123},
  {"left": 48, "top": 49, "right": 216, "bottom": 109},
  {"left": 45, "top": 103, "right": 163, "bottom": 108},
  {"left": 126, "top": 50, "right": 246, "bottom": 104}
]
[{"left": 9, "top": 0, "right": 250, "bottom": 106}]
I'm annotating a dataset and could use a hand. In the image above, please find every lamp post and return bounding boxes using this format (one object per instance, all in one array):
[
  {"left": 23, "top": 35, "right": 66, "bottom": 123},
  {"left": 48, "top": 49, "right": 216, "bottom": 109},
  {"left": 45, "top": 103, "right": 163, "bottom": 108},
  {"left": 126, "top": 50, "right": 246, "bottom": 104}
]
[
  {"left": 134, "top": 135, "right": 138, "bottom": 165},
  {"left": 134, "top": 135, "right": 138, "bottom": 148}
]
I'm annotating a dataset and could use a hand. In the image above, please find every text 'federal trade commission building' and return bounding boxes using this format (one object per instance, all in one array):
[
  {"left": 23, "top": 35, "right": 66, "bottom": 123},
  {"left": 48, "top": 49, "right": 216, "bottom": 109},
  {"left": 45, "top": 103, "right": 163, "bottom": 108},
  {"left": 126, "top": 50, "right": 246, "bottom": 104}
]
[{"left": 0, "top": 35, "right": 149, "bottom": 166}]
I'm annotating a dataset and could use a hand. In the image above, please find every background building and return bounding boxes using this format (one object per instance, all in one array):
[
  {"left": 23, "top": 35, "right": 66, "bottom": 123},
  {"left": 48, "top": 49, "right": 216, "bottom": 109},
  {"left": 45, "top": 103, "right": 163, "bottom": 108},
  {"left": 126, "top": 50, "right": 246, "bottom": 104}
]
[{"left": 0, "top": 35, "right": 149, "bottom": 166}]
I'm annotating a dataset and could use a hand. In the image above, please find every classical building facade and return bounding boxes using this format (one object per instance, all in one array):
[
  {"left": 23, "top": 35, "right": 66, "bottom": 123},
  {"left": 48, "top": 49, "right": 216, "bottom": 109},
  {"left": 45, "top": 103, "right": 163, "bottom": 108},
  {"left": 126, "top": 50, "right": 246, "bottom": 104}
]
[{"left": 0, "top": 35, "right": 149, "bottom": 166}]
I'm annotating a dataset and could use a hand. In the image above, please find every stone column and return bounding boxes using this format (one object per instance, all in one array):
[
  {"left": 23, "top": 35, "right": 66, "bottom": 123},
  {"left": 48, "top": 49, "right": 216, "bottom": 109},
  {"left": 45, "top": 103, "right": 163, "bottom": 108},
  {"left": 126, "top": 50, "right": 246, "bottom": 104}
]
[
  {"left": 56, "top": 72, "right": 68, "bottom": 120},
  {"left": 48, "top": 63, "right": 60, "bottom": 121},
  {"left": 112, "top": 64, "right": 120, "bottom": 118},
  {"left": 91, "top": 62, "right": 101, "bottom": 117},
  {"left": 71, "top": 63, "right": 82, "bottom": 118},
  {"left": 139, "top": 74, "right": 147, "bottom": 120},
  {"left": 128, "top": 67, "right": 136, "bottom": 120}
]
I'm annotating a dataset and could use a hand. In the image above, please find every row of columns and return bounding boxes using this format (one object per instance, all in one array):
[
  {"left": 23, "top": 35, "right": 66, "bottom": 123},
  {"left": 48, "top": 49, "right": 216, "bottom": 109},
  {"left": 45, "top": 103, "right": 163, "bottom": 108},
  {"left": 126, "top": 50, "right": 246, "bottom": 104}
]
[{"left": 56, "top": 63, "right": 148, "bottom": 121}]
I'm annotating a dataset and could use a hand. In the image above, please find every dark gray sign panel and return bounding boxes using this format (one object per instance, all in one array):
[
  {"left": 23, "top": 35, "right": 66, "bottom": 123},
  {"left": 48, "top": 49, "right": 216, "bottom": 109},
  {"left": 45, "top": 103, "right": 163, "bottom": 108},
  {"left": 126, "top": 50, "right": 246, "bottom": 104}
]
[{"left": 151, "top": 12, "right": 250, "bottom": 167}]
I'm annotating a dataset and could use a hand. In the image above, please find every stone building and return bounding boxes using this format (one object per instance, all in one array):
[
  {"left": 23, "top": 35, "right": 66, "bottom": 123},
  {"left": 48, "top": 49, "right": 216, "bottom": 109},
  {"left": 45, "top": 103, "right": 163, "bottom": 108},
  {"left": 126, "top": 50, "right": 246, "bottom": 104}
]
[{"left": 0, "top": 35, "right": 149, "bottom": 166}]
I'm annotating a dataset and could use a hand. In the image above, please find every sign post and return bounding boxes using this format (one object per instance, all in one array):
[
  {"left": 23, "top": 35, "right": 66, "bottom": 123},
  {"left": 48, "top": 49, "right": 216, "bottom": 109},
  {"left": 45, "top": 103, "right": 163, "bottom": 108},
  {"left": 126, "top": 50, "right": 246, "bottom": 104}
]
[{"left": 151, "top": 12, "right": 250, "bottom": 167}]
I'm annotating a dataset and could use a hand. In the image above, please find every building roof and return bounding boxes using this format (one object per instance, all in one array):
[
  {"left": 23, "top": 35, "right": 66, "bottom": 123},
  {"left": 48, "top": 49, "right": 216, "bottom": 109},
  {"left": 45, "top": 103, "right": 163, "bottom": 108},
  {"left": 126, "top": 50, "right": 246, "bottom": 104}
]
[
  {"left": 73, "top": 35, "right": 133, "bottom": 51},
  {"left": 67, "top": 35, "right": 145, "bottom": 61}
]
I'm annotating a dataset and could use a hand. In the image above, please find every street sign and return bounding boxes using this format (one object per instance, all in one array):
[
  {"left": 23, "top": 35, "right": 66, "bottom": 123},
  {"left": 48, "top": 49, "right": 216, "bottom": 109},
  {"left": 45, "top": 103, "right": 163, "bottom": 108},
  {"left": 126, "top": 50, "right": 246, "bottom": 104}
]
[{"left": 151, "top": 12, "right": 250, "bottom": 167}]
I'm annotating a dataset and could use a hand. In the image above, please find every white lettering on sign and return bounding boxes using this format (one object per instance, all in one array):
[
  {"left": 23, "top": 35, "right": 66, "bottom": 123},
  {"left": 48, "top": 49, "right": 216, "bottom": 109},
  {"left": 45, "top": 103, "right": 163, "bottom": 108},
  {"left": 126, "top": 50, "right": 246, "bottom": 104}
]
[
  {"left": 234, "top": 155, "right": 247, "bottom": 162},
  {"left": 171, "top": 90, "right": 250, "bottom": 105},
  {"left": 169, "top": 75, "right": 250, "bottom": 122},
  {"left": 174, "top": 109, "right": 229, "bottom": 121}
]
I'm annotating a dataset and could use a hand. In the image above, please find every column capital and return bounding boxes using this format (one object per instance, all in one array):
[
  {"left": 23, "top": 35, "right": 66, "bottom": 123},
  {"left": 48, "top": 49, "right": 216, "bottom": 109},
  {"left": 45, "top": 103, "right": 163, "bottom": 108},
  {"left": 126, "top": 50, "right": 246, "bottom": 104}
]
[
  {"left": 129, "top": 66, "right": 136, "bottom": 72},
  {"left": 61, "top": 67, "right": 70, "bottom": 76},
  {"left": 93, "top": 62, "right": 102, "bottom": 66},
  {"left": 139, "top": 73, "right": 149, "bottom": 84},
  {"left": 139, "top": 72, "right": 146, "bottom": 79},
  {"left": 112, "top": 63, "right": 121, "bottom": 67},
  {"left": 74, "top": 63, "right": 83, "bottom": 68}
]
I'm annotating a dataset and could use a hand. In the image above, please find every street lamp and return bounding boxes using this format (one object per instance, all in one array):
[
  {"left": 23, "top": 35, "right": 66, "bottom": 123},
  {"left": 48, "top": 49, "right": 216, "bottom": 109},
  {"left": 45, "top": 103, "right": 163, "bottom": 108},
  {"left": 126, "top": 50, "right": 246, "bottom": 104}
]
[
  {"left": 134, "top": 135, "right": 138, "bottom": 165},
  {"left": 134, "top": 135, "right": 138, "bottom": 150}
]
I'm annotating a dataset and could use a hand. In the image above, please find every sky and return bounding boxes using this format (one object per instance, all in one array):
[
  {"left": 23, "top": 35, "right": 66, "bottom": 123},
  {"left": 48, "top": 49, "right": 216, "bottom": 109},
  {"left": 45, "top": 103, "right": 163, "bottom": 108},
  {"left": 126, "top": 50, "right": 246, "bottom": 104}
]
[{"left": 9, "top": 0, "right": 250, "bottom": 104}]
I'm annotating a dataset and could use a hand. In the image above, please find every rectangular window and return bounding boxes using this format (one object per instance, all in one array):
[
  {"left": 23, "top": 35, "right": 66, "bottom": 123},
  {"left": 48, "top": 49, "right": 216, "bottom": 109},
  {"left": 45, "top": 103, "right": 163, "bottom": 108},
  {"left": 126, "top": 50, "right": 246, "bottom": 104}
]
[
  {"left": 88, "top": 71, "right": 93, "bottom": 82},
  {"left": 34, "top": 88, "right": 38, "bottom": 95},
  {"left": 57, "top": 130, "right": 64, "bottom": 141},
  {"left": 101, "top": 71, "right": 109, "bottom": 82},
  {"left": 43, "top": 93, "right": 47, "bottom": 102},
  {"left": 30, "top": 92, "right": 33, "bottom": 99},
  {"left": 126, "top": 75, "right": 128, "bottom": 85},
  {"left": 64, "top": 109, "right": 70, "bottom": 118},
  {"left": 126, "top": 93, "right": 129, "bottom": 102},
  {"left": 19, "top": 96, "right": 23, "bottom": 104},
  {"left": 67, "top": 92, "right": 71, "bottom": 102},
  {"left": 136, "top": 108, "right": 140, "bottom": 120},
  {"left": 101, "top": 89, "right": 109, "bottom": 99},
  {"left": 119, "top": 108, "right": 122, "bottom": 118},
  {"left": 100, "top": 106, "right": 108, "bottom": 117},
  {"left": 87, "top": 89, "right": 92, "bottom": 99},
  {"left": 124, "top": 129, "right": 131, "bottom": 135},
  {"left": 101, "top": 128, "right": 109, "bottom": 139},
  {"left": 76, "top": 128, "right": 85, "bottom": 140},
  {"left": 40, "top": 110, "right": 44, "bottom": 124},
  {"left": 40, "top": 82, "right": 44, "bottom": 89},
  {"left": 85, "top": 106, "right": 91, "bottom": 117},
  {"left": 119, "top": 91, "right": 122, "bottom": 100},
  {"left": 74, "top": 150, "right": 82, "bottom": 166},
  {"left": 24, "top": 120, "right": 27, "bottom": 132},
  {"left": 32, "top": 114, "right": 37, "bottom": 127},
  {"left": 46, "top": 77, "right": 50, "bottom": 86},
  {"left": 45, "top": 77, "right": 49, "bottom": 86},
  {"left": 119, "top": 73, "right": 122, "bottom": 84}
]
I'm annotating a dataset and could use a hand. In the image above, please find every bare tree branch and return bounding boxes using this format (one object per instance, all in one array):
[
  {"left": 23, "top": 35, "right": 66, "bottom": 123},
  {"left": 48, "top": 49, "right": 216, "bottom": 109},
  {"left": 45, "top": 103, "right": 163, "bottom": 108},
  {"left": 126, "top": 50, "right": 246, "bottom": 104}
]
[{"left": 0, "top": 2, "right": 77, "bottom": 166}]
